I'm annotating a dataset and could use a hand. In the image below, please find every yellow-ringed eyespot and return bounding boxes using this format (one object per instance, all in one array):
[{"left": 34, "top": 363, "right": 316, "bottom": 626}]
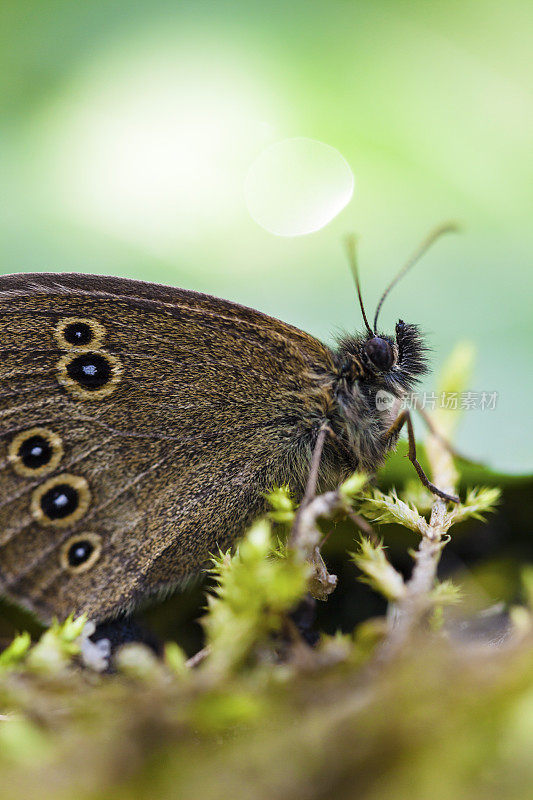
[
  {"left": 8, "top": 427, "right": 64, "bottom": 478},
  {"left": 30, "top": 473, "right": 91, "bottom": 528},
  {"left": 56, "top": 349, "right": 123, "bottom": 400},
  {"left": 54, "top": 318, "right": 106, "bottom": 350},
  {"left": 60, "top": 534, "right": 102, "bottom": 574}
]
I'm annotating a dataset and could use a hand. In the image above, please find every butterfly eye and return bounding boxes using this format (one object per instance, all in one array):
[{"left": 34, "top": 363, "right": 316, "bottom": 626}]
[
  {"left": 54, "top": 318, "right": 106, "bottom": 350},
  {"left": 364, "top": 337, "right": 395, "bottom": 371},
  {"left": 61, "top": 534, "right": 102, "bottom": 574},
  {"left": 31, "top": 474, "right": 91, "bottom": 528},
  {"left": 57, "top": 350, "right": 123, "bottom": 400},
  {"left": 8, "top": 427, "right": 64, "bottom": 477}
]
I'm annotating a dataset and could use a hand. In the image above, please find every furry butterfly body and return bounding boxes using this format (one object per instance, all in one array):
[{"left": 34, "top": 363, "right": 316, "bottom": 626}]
[{"left": 0, "top": 272, "right": 429, "bottom": 625}]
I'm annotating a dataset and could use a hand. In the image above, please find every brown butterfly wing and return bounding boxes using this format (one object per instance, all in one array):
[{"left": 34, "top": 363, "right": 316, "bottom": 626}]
[{"left": 0, "top": 273, "right": 335, "bottom": 623}]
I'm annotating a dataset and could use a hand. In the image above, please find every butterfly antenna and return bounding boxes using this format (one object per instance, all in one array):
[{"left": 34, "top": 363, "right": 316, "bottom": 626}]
[
  {"left": 344, "top": 234, "right": 373, "bottom": 336},
  {"left": 373, "top": 221, "right": 460, "bottom": 332}
]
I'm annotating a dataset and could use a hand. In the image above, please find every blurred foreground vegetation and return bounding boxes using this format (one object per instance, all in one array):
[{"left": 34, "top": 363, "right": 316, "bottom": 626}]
[{"left": 1, "top": 486, "right": 532, "bottom": 800}]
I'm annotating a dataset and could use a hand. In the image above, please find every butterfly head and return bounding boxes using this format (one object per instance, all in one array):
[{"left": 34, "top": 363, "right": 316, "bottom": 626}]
[{"left": 337, "top": 319, "right": 428, "bottom": 395}]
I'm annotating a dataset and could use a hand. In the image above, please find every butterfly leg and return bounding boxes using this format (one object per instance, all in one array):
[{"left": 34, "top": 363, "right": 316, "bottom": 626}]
[
  {"left": 286, "top": 422, "right": 333, "bottom": 647},
  {"left": 300, "top": 421, "right": 330, "bottom": 507},
  {"left": 289, "top": 421, "right": 330, "bottom": 543},
  {"left": 384, "top": 410, "right": 459, "bottom": 504}
]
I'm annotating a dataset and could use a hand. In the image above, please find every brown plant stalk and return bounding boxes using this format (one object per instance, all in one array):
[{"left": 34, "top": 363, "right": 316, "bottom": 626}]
[{"left": 376, "top": 420, "right": 459, "bottom": 662}]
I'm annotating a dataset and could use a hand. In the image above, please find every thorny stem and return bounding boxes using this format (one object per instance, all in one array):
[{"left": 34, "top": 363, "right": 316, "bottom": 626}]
[
  {"left": 290, "top": 410, "right": 459, "bottom": 641},
  {"left": 289, "top": 423, "right": 343, "bottom": 600},
  {"left": 376, "top": 417, "right": 459, "bottom": 662},
  {"left": 290, "top": 490, "right": 340, "bottom": 600},
  {"left": 289, "top": 490, "right": 378, "bottom": 600}
]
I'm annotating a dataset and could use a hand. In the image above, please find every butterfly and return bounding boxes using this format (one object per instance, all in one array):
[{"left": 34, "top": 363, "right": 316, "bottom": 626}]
[{"left": 0, "top": 228, "right": 458, "bottom": 635}]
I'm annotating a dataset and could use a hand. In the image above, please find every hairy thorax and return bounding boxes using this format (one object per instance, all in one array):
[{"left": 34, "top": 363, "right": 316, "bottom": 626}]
[{"left": 328, "top": 353, "right": 407, "bottom": 475}]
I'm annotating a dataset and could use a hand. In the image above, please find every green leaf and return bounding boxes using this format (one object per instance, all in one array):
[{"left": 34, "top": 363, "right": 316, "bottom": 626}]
[
  {"left": 430, "top": 579, "right": 463, "bottom": 606},
  {"left": 446, "top": 486, "right": 500, "bottom": 525},
  {"left": 359, "top": 489, "right": 429, "bottom": 535},
  {"left": 339, "top": 472, "right": 368, "bottom": 502},
  {"left": 266, "top": 485, "right": 296, "bottom": 524},
  {"left": 164, "top": 642, "right": 189, "bottom": 679},
  {"left": 26, "top": 615, "right": 86, "bottom": 673},
  {"left": 351, "top": 538, "right": 406, "bottom": 601},
  {"left": 0, "top": 631, "right": 31, "bottom": 669},
  {"left": 204, "top": 519, "right": 309, "bottom": 676}
]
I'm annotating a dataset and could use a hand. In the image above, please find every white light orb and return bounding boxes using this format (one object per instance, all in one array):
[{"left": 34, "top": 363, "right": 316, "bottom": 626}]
[{"left": 244, "top": 137, "right": 354, "bottom": 236}]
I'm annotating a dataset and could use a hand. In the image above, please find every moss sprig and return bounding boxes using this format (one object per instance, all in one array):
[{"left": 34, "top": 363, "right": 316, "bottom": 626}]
[
  {"left": 202, "top": 519, "right": 310, "bottom": 678},
  {"left": 351, "top": 538, "right": 406, "bottom": 601}
]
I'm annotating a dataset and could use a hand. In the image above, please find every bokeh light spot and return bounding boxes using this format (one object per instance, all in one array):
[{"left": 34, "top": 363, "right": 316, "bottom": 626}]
[
  {"left": 244, "top": 137, "right": 354, "bottom": 236},
  {"left": 41, "top": 46, "right": 283, "bottom": 258}
]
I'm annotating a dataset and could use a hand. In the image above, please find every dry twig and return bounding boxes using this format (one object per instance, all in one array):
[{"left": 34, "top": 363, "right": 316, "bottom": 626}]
[{"left": 376, "top": 419, "right": 459, "bottom": 662}]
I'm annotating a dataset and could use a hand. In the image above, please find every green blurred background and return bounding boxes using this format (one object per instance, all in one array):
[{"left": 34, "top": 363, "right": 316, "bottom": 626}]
[{"left": 1, "top": 0, "right": 532, "bottom": 473}]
